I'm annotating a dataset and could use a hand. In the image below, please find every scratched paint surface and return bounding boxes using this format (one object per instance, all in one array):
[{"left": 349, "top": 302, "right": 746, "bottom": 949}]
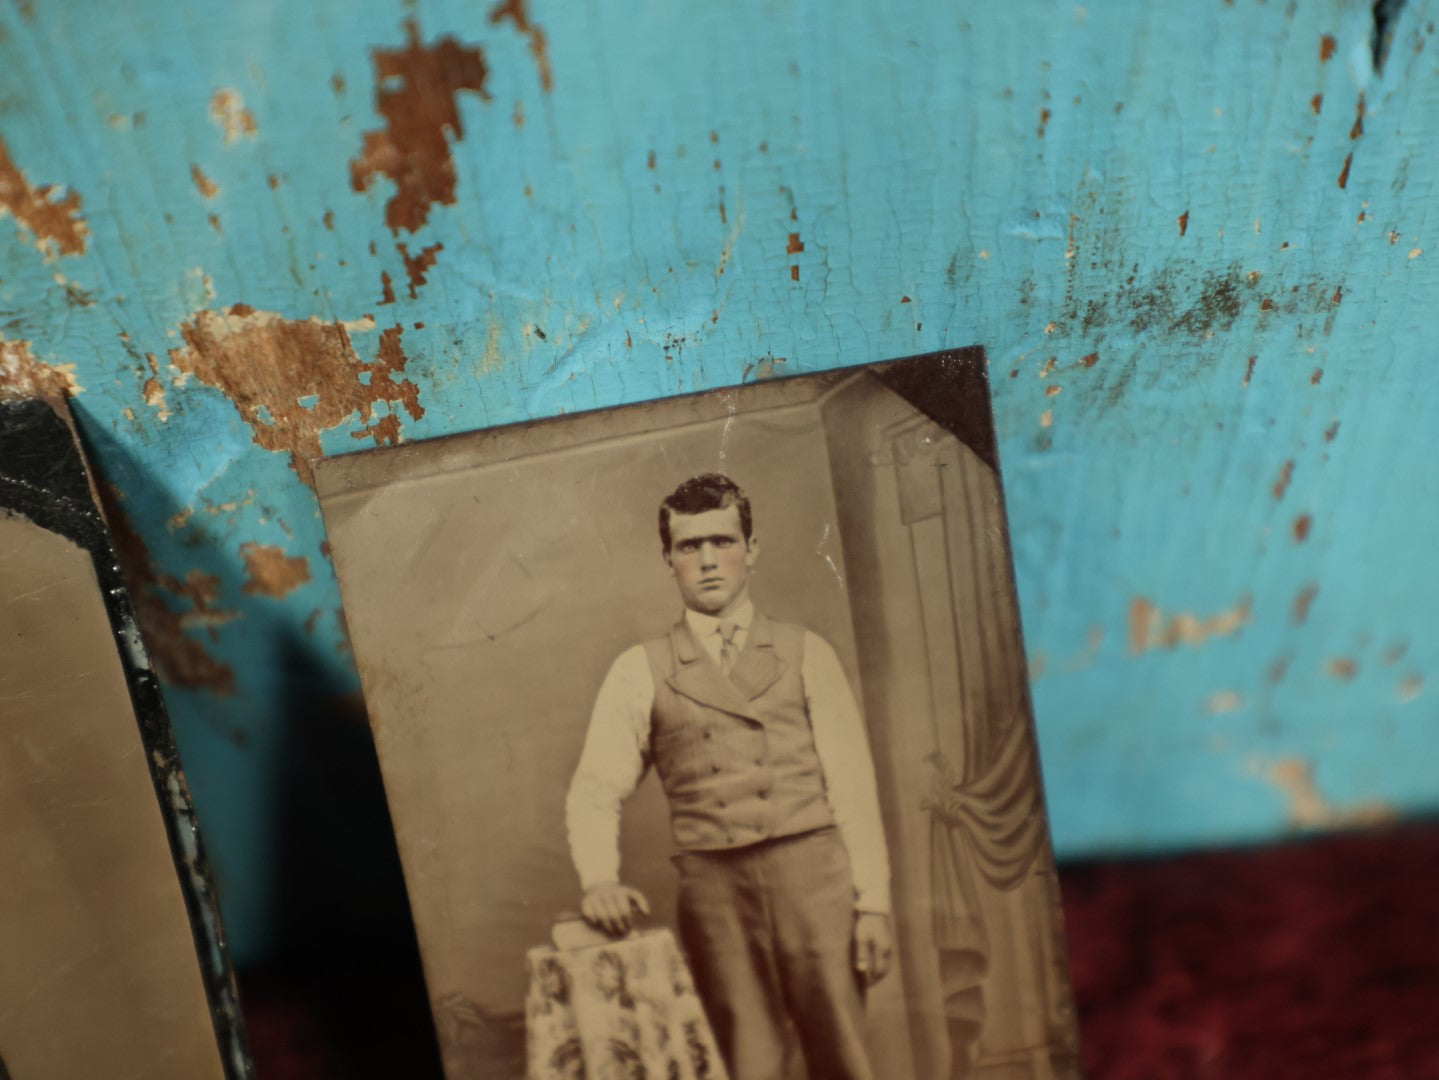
[{"left": 1, "top": 0, "right": 1435, "bottom": 963}]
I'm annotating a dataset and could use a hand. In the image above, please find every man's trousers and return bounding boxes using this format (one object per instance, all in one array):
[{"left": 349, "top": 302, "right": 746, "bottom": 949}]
[{"left": 673, "top": 827, "right": 873, "bottom": 1080}]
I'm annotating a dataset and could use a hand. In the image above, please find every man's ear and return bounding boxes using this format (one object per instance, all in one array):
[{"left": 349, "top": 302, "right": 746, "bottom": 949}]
[
  {"left": 744, "top": 534, "right": 759, "bottom": 568},
  {"left": 662, "top": 546, "right": 674, "bottom": 571}
]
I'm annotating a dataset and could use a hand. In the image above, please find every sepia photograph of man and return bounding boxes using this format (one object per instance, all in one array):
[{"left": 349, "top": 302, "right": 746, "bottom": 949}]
[
  {"left": 315, "top": 358, "right": 1081, "bottom": 1080},
  {"left": 565, "top": 473, "right": 894, "bottom": 1080}
]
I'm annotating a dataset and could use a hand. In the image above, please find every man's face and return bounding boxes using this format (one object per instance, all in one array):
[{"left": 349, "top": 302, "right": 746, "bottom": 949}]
[{"left": 664, "top": 504, "right": 758, "bottom": 617}]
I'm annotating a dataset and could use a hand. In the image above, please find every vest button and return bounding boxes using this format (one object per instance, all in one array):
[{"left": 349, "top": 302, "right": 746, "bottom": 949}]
[
  {"left": 758, "top": 789, "right": 770, "bottom": 799},
  {"left": 703, "top": 729, "right": 713, "bottom": 739},
  {"left": 717, "top": 799, "right": 726, "bottom": 808},
  {"left": 711, "top": 763, "right": 721, "bottom": 773}
]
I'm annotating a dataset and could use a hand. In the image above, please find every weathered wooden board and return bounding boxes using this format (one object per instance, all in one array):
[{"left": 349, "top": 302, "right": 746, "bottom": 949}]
[{"left": 1, "top": 0, "right": 1433, "bottom": 962}]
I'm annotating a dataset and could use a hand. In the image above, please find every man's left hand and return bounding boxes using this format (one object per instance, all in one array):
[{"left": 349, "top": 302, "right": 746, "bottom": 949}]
[{"left": 853, "top": 911, "right": 894, "bottom": 987}]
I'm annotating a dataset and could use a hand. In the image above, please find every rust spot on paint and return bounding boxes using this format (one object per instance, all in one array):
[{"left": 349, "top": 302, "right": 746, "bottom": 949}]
[
  {"left": 1259, "top": 297, "right": 1275, "bottom": 311},
  {"left": 1319, "top": 34, "right": 1337, "bottom": 62},
  {"left": 1080, "top": 352, "right": 1099, "bottom": 368},
  {"left": 1128, "top": 595, "right": 1252, "bottom": 656},
  {"left": 1205, "top": 690, "right": 1243, "bottom": 714},
  {"left": 379, "top": 271, "right": 396, "bottom": 305},
  {"left": 1045, "top": 384, "right": 1061, "bottom": 397},
  {"left": 1324, "top": 420, "right": 1340, "bottom": 442},
  {"left": 1037, "top": 107, "right": 1051, "bottom": 137},
  {"left": 1292, "top": 583, "right": 1319, "bottom": 625},
  {"left": 209, "top": 89, "right": 258, "bottom": 143},
  {"left": 0, "top": 336, "right": 84, "bottom": 400},
  {"left": 790, "top": 265, "right": 800, "bottom": 281},
  {"left": 142, "top": 353, "right": 171, "bottom": 420},
  {"left": 0, "top": 138, "right": 89, "bottom": 256},
  {"left": 1331, "top": 284, "right": 1343, "bottom": 304},
  {"left": 1266, "top": 758, "right": 1395, "bottom": 829},
  {"left": 1337, "top": 152, "right": 1353, "bottom": 189},
  {"left": 168, "top": 309, "right": 424, "bottom": 484},
  {"left": 489, "top": 0, "right": 553, "bottom": 92},
  {"left": 1310, "top": 93, "right": 1323, "bottom": 114},
  {"left": 1268, "top": 654, "right": 1291, "bottom": 685},
  {"left": 742, "top": 355, "right": 789, "bottom": 382},
  {"left": 208, "top": 213, "right": 223, "bottom": 233},
  {"left": 1349, "top": 95, "right": 1366, "bottom": 139},
  {"left": 397, "top": 241, "right": 443, "bottom": 297},
  {"left": 350, "top": 20, "right": 491, "bottom": 234},
  {"left": 1243, "top": 355, "right": 1257, "bottom": 386},
  {"left": 1177, "top": 210, "right": 1189, "bottom": 236},
  {"left": 239, "top": 542, "right": 312, "bottom": 598},
  {"left": 513, "top": 101, "right": 525, "bottom": 128},
  {"left": 98, "top": 493, "right": 237, "bottom": 696},
  {"left": 1293, "top": 513, "right": 1313, "bottom": 541},
  {"left": 1272, "top": 459, "right": 1295, "bottom": 499},
  {"left": 899, "top": 295, "right": 912, "bottom": 304},
  {"left": 331, "top": 73, "right": 347, "bottom": 95},
  {"left": 1398, "top": 674, "right": 1423, "bottom": 702},
  {"left": 190, "top": 164, "right": 220, "bottom": 199},
  {"left": 786, "top": 233, "right": 804, "bottom": 255},
  {"left": 1310, "top": 368, "right": 1323, "bottom": 385},
  {"left": 1326, "top": 657, "right": 1357, "bottom": 680},
  {"left": 1378, "top": 642, "right": 1407, "bottom": 667}
]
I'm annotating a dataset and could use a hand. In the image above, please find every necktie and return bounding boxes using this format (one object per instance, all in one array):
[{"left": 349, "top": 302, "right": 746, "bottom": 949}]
[{"left": 718, "top": 621, "right": 741, "bottom": 677}]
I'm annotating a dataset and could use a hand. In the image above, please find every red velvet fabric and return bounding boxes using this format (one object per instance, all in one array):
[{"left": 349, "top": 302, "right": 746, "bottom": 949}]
[
  {"left": 1061, "top": 822, "right": 1439, "bottom": 1079},
  {"left": 240, "top": 822, "right": 1439, "bottom": 1078}
]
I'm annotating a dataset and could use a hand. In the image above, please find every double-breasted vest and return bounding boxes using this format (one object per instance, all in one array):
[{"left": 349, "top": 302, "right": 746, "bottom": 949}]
[{"left": 642, "top": 613, "right": 837, "bottom": 851}]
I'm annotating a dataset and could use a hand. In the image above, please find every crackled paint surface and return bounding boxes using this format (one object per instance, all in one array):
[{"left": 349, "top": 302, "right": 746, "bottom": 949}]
[{"left": 2, "top": 0, "right": 1435, "bottom": 963}]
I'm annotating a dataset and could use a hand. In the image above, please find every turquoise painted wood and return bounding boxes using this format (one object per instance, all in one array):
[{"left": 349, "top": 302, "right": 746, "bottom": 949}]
[{"left": 2, "top": 0, "right": 1434, "bottom": 964}]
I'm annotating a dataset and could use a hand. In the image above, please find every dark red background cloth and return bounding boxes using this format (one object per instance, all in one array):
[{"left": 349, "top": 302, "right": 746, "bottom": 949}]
[
  {"left": 239, "top": 821, "right": 1439, "bottom": 1078},
  {"left": 1062, "top": 820, "right": 1439, "bottom": 1079}
]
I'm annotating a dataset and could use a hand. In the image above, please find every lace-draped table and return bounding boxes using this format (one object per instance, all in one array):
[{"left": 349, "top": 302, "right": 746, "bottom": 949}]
[{"left": 525, "top": 929, "right": 728, "bottom": 1080}]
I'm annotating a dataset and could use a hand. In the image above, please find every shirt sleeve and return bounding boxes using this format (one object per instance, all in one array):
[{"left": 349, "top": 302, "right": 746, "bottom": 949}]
[
  {"left": 803, "top": 631, "right": 893, "bottom": 915},
  {"left": 564, "top": 645, "right": 655, "bottom": 891}
]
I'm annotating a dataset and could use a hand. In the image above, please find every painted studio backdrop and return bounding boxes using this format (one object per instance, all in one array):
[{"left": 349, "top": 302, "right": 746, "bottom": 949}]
[
  {"left": 1, "top": 0, "right": 1435, "bottom": 967},
  {"left": 316, "top": 362, "right": 1077, "bottom": 1079}
]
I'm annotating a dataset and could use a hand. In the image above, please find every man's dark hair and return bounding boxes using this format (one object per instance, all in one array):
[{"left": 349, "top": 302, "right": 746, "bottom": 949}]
[{"left": 658, "top": 474, "right": 753, "bottom": 550}]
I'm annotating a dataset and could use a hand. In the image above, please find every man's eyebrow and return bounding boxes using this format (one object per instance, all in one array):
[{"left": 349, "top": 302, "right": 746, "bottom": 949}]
[{"left": 678, "top": 533, "right": 742, "bottom": 545}]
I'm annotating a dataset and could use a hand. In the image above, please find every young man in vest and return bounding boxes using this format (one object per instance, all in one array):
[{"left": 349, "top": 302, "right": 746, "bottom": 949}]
[{"left": 566, "top": 473, "right": 894, "bottom": 1080}]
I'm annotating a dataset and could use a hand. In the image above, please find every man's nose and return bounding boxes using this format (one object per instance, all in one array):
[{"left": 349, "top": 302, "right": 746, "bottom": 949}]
[{"left": 699, "top": 542, "right": 718, "bottom": 566}]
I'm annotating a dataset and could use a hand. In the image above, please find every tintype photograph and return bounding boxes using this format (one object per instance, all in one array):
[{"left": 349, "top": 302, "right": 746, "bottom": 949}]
[
  {"left": 0, "top": 398, "right": 246, "bottom": 1080},
  {"left": 315, "top": 349, "right": 1080, "bottom": 1080}
]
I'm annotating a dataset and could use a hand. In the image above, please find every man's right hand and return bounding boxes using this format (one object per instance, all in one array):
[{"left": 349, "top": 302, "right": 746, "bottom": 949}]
[{"left": 580, "top": 882, "right": 650, "bottom": 937}]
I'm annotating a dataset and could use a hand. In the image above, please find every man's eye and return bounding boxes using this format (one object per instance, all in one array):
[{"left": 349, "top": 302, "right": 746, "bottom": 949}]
[{"left": 715, "top": 539, "right": 733, "bottom": 547}]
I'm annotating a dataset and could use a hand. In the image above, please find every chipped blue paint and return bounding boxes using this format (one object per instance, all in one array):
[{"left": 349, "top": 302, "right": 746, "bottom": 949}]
[{"left": 2, "top": 0, "right": 1435, "bottom": 962}]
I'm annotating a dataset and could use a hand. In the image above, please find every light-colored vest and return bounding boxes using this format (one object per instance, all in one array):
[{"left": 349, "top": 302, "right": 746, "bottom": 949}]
[{"left": 643, "top": 614, "right": 836, "bottom": 851}]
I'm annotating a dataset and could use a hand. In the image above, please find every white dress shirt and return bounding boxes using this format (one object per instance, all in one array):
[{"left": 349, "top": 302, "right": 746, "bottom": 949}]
[{"left": 566, "top": 598, "right": 892, "bottom": 914}]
